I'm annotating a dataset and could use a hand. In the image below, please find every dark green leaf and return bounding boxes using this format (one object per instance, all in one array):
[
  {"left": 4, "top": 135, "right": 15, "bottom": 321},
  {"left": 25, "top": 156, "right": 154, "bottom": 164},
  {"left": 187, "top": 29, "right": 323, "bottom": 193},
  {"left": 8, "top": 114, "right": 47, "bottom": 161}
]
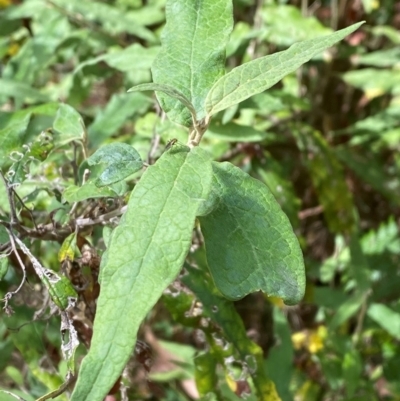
[{"left": 199, "top": 162, "right": 305, "bottom": 305}]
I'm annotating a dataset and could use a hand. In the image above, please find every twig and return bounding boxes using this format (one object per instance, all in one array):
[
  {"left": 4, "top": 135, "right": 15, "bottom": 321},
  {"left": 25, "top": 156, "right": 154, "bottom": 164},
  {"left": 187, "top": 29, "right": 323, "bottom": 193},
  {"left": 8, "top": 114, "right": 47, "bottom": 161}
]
[
  {"left": 298, "top": 205, "right": 324, "bottom": 219},
  {"left": 352, "top": 290, "right": 371, "bottom": 345},
  {"left": 0, "top": 171, "right": 18, "bottom": 225},
  {"left": 2, "top": 228, "right": 27, "bottom": 313}
]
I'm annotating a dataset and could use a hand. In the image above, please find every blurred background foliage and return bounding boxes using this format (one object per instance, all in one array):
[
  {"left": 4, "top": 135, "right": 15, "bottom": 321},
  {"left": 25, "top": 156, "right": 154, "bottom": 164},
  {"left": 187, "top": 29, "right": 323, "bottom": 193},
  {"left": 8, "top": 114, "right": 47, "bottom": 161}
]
[{"left": 0, "top": 0, "right": 399, "bottom": 400}]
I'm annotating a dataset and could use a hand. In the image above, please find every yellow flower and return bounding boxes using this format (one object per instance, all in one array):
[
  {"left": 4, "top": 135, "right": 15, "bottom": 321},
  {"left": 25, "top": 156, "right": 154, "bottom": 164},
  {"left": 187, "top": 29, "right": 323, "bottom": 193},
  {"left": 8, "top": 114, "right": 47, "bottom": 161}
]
[{"left": 0, "top": 0, "right": 11, "bottom": 8}]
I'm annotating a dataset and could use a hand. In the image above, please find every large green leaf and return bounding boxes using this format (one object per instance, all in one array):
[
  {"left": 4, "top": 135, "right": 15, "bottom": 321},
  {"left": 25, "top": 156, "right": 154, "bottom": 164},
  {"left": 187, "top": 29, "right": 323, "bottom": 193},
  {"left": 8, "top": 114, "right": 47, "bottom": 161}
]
[
  {"left": 70, "top": 147, "right": 213, "bottom": 401},
  {"left": 199, "top": 162, "right": 305, "bottom": 305},
  {"left": 151, "top": 0, "right": 233, "bottom": 126},
  {"left": 205, "top": 22, "right": 364, "bottom": 116}
]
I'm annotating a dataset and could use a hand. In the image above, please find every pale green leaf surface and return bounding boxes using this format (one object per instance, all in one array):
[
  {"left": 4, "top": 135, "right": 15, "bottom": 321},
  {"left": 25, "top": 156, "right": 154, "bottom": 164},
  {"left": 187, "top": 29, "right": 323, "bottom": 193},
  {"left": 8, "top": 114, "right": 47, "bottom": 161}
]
[
  {"left": 53, "top": 104, "right": 85, "bottom": 146},
  {"left": 0, "top": 112, "right": 31, "bottom": 166},
  {"left": 128, "top": 83, "right": 196, "bottom": 116},
  {"left": 0, "top": 79, "right": 50, "bottom": 104},
  {"left": 88, "top": 92, "right": 152, "bottom": 147},
  {"left": 206, "top": 121, "right": 271, "bottom": 142},
  {"left": 199, "top": 162, "right": 305, "bottom": 304},
  {"left": 205, "top": 22, "right": 364, "bottom": 116},
  {"left": 0, "top": 256, "right": 8, "bottom": 281},
  {"left": 75, "top": 44, "right": 160, "bottom": 74},
  {"left": 87, "top": 143, "right": 143, "bottom": 186},
  {"left": 341, "top": 68, "right": 400, "bottom": 94},
  {"left": 62, "top": 182, "right": 119, "bottom": 203},
  {"left": 70, "top": 147, "right": 213, "bottom": 401},
  {"left": 367, "top": 303, "right": 400, "bottom": 340},
  {"left": 50, "top": 0, "right": 155, "bottom": 42},
  {"left": 151, "top": 0, "right": 233, "bottom": 126},
  {"left": 261, "top": 4, "right": 332, "bottom": 47}
]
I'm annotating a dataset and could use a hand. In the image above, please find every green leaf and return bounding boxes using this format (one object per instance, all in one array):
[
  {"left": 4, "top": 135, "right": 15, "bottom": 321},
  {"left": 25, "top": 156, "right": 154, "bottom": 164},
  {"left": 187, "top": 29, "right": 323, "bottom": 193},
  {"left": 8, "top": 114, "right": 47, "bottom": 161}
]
[
  {"left": 206, "top": 121, "right": 272, "bottom": 142},
  {"left": 194, "top": 352, "right": 218, "bottom": 396},
  {"left": 294, "top": 129, "right": 356, "bottom": 233},
  {"left": 342, "top": 349, "right": 362, "bottom": 397},
  {"left": 336, "top": 146, "right": 400, "bottom": 206},
  {"left": 329, "top": 292, "right": 367, "bottom": 330},
  {"left": 183, "top": 265, "right": 282, "bottom": 401},
  {"left": 0, "top": 111, "right": 32, "bottom": 167},
  {"left": 53, "top": 104, "right": 85, "bottom": 146},
  {"left": 62, "top": 182, "right": 120, "bottom": 203},
  {"left": 151, "top": 0, "right": 233, "bottom": 126},
  {"left": 0, "top": 78, "right": 50, "bottom": 105},
  {"left": 50, "top": 0, "right": 155, "bottom": 42},
  {"left": 0, "top": 255, "right": 8, "bottom": 281},
  {"left": 75, "top": 44, "right": 160, "bottom": 74},
  {"left": 87, "top": 143, "right": 143, "bottom": 187},
  {"left": 341, "top": 69, "right": 400, "bottom": 95},
  {"left": 70, "top": 147, "right": 213, "bottom": 401},
  {"left": 266, "top": 307, "right": 294, "bottom": 401},
  {"left": 367, "top": 303, "right": 400, "bottom": 340},
  {"left": 260, "top": 4, "right": 332, "bottom": 47},
  {"left": 128, "top": 83, "right": 196, "bottom": 117},
  {"left": 87, "top": 92, "right": 152, "bottom": 147},
  {"left": 199, "top": 162, "right": 305, "bottom": 305},
  {"left": 205, "top": 22, "right": 364, "bottom": 116}
]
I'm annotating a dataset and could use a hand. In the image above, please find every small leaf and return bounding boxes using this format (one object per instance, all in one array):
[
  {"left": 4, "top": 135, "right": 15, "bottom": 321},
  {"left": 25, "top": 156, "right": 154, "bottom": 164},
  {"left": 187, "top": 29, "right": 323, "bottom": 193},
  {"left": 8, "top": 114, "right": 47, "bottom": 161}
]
[
  {"left": 0, "top": 256, "right": 8, "bottom": 281},
  {"left": 206, "top": 121, "right": 272, "bottom": 142},
  {"left": 128, "top": 83, "right": 196, "bottom": 118},
  {"left": 199, "top": 162, "right": 305, "bottom": 305},
  {"left": 62, "top": 182, "right": 120, "bottom": 203},
  {"left": 329, "top": 292, "right": 367, "bottom": 330},
  {"left": 194, "top": 353, "right": 218, "bottom": 396},
  {"left": 151, "top": 0, "right": 233, "bottom": 126},
  {"left": 367, "top": 303, "right": 400, "bottom": 340},
  {"left": 75, "top": 44, "right": 160, "bottom": 73},
  {"left": 87, "top": 92, "right": 152, "bottom": 147},
  {"left": 342, "top": 349, "right": 362, "bottom": 397},
  {"left": 58, "top": 233, "right": 79, "bottom": 263},
  {"left": 87, "top": 143, "right": 143, "bottom": 187},
  {"left": 53, "top": 104, "right": 85, "bottom": 146},
  {"left": 70, "top": 147, "right": 213, "bottom": 401},
  {"left": 0, "top": 78, "right": 50, "bottom": 104},
  {"left": 205, "top": 22, "right": 364, "bottom": 116},
  {"left": 0, "top": 112, "right": 32, "bottom": 167}
]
